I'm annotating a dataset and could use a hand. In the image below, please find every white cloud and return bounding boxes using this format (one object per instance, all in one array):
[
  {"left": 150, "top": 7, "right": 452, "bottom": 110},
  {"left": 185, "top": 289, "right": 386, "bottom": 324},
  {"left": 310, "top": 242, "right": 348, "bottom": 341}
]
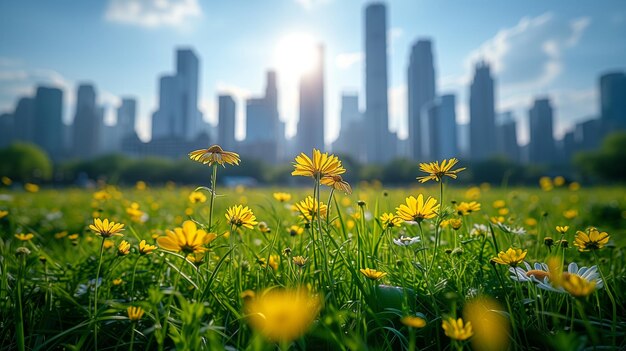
[
  {"left": 105, "top": 0, "right": 202, "bottom": 28},
  {"left": 567, "top": 17, "right": 591, "bottom": 46},
  {"left": 335, "top": 52, "right": 363, "bottom": 69}
]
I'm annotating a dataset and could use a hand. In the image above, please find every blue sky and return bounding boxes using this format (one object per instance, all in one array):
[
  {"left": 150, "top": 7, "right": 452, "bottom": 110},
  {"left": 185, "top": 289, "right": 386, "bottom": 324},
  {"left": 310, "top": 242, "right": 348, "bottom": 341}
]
[{"left": 1, "top": 0, "right": 625, "bottom": 145}]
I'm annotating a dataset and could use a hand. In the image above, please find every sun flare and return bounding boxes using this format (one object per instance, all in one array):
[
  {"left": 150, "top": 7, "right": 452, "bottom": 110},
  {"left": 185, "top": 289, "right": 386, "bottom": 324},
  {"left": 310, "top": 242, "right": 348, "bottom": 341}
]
[{"left": 274, "top": 32, "right": 318, "bottom": 79}]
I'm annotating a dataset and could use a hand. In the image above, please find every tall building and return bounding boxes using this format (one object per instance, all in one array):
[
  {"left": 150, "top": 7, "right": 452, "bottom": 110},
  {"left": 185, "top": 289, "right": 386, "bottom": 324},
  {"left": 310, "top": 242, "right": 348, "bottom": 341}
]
[
  {"left": 599, "top": 71, "right": 626, "bottom": 130},
  {"left": 469, "top": 61, "right": 497, "bottom": 160},
  {"left": 333, "top": 93, "right": 364, "bottom": 161},
  {"left": 528, "top": 97, "right": 555, "bottom": 164},
  {"left": 423, "top": 94, "right": 457, "bottom": 160},
  {"left": 13, "top": 97, "right": 35, "bottom": 143},
  {"left": 364, "top": 3, "right": 394, "bottom": 163},
  {"left": 117, "top": 98, "right": 137, "bottom": 138},
  {"left": 72, "top": 84, "right": 100, "bottom": 159},
  {"left": 0, "top": 113, "right": 14, "bottom": 148},
  {"left": 218, "top": 95, "right": 236, "bottom": 150},
  {"left": 297, "top": 45, "right": 325, "bottom": 153},
  {"left": 496, "top": 112, "right": 520, "bottom": 162},
  {"left": 152, "top": 48, "right": 203, "bottom": 142},
  {"left": 34, "top": 86, "right": 64, "bottom": 160},
  {"left": 407, "top": 39, "right": 436, "bottom": 160},
  {"left": 245, "top": 71, "right": 283, "bottom": 163}
]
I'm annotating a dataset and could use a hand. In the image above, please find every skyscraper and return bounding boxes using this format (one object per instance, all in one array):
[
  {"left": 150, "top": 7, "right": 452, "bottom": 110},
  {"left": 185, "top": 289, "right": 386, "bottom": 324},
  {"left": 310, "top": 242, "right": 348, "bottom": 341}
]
[
  {"left": 423, "top": 94, "right": 457, "bottom": 160},
  {"left": 152, "top": 48, "right": 202, "bottom": 142},
  {"left": 218, "top": 95, "right": 236, "bottom": 150},
  {"left": 297, "top": 45, "right": 325, "bottom": 153},
  {"left": 13, "top": 97, "right": 35, "bottom": 143},
  {"left": 34, "top": 86, "right": 64, "bottom": 160},
  {"left": 528, "top": 97, "right": 555, "bottom": 164},
  {"left": 0, "top": 113, "right": 14, "bottom": 148},
  {"left": 72, "top": 84, "right": 100, "bottom": 159},
  {"left": 245, "top": 70, "right": 283, "bottom": 162},
  {"left": 333, "top": 93, "right": 364, "bottom": 161},
  {"left": 364, "top": 3, "right": 393, "bottom": 163},
  {"left": 408, "top": 39, "right": 436, "bottom": 160},
  {"left": 469, "top": 61, "right": 497, "bottom": 160},
  {"left": 496, "top": 112, "right": 520, "bottom": 162},
  {"left": 599, "top": 71, "right": 626, "bottom": 130},
  {"left": 117, "top": 98, "right": 137, "bottom": 138}
]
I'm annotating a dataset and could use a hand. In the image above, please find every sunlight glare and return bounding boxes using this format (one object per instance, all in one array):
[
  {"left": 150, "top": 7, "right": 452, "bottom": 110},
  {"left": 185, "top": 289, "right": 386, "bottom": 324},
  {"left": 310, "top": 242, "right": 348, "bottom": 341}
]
[{"left": 274, "top": 32, "right": 318, "bottom": 79}]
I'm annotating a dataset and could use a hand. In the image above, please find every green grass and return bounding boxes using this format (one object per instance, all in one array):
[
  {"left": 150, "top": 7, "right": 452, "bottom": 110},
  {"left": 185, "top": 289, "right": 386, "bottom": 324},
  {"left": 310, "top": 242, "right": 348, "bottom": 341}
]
[{"left": 0, "top": 181, "right": 625, "bottom": 350}]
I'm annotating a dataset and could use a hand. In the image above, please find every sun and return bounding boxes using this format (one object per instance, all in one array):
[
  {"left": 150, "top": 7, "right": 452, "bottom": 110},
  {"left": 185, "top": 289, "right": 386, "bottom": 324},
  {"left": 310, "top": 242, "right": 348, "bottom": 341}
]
[{"left": 274, "top": 32, "right": 318, "bottom": 79}]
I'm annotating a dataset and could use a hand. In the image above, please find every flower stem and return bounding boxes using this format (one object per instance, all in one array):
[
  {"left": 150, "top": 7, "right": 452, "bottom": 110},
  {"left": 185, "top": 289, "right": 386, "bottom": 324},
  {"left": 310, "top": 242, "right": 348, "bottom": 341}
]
[
  {"left": 16, "top": 254, "right": 26, "bottom": 351},
  {"left": 208, "top": 164, "right": 218, "bottom": 231},
  {"left": 94, "top": 238, "right": 106, "bottom": 350}
]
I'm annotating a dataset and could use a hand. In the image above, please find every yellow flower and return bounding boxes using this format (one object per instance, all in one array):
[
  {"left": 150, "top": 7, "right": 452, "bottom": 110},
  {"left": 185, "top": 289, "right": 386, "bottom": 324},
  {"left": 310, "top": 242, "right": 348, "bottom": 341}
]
[
  {"left": 395, "top": 195, "right": 440, "bottom": 222},
  {"left": 245, "top": 289, "right": 321, "bottom": 342},
  {"left": 0, "top": 210, "right": 9, "bottom": 219},
  {"left": 112, "top": 278, "right": 123, "bottom": 286},
  {"left": 1, "top": 176, "right": 11, "bottom": 185},
  {"left": 292, "top": 196, "right": 328, "bottom": 222},
  {"left": 24, "top": 183, "right": 39, "bottom": 193},
  {"left": 54, "top": 231, "right": 68, "bottom": 239},
  {"left": 442, "top": 317, "right": 473, "bottom": 341},
  {"left": 225, "top": 205, "right": 258, "bottom": 229},
  {"left": 68, "top": 233, "right": 79, "bottom": 240},
  {"left": 292, "top": 256, "right": 308, "bottom": 268},
  {"left": 260, "top": 255, "right": 280, "bottom": 270},
  {"left": 492, "top": 200, "right": 506, "bottom": 209},
  {"left": 456, "top": 201, "right": 481, "bottom": 216},
  {"left": 291, "top": 148, "right": 345, "bottom": 179},
  {"left": 449, "top": 218, "right": 463, "bottom": 230},
  {"left": 93, "top": 190, "right": 111, "bottom": 201},
  {"left": 574, "top": 227, "right": 609, "bottom": 252},
  {"left": 360, "top": 268, "right": 387, "bottom": 280},
  {"left": 465, "top": 186, "right": 481, "bottom": 200},
  {"left": 103, "top": 239, "right": 114, "bottom": 249},
  {"left": 188, "top": 191, "right": 207, "bottom": 204},
  {"left": 89, "top": 218, "right": 125, "bottom": 238},
  {"left": 258, "top": 221, "right": 271, "bottom": 233},
  {"left": 288, "top": 225, "right": 304, "bottom": 236},
  {"left": 273, "top": 192, "right": 292, "bottom": 202},
  {"left": 539, "top": 176, "right": 553, "bottom": 191},
  {"left": 139, "top": 240, "right": 157, "bottom": 255},
  {"left": 240, "top": 290, "right": 256, "bottom": 301},
  {"left": 186, "top": 252, "right": 207, "bottom": 266},
  {"left": 417, "top": 158, "right": 466, "bottom": 183},
  {"left": 569, "top": 182, "right": 581, "bottom": 191},
  {"left": 15, "top": 233, "right": 34, "bottom": 241},
  {"left": 561, "top": 273, "right": 596, "bottom": 297},
  {"left": 380, "top": 213, "right": 403, "bottom": 229},
  {"left": 320, "top": 175, "right": 352, "bottom": 194},
  {"left": 157, "top": 220, "right": 216, "bottom": 254},
  {"left": 463, "top": 297, "right": 509, "bottom": 350},
  {"left": 127, "top": 306, "right": 145, "bottom": 321},
  {"left": 563, "top": 209, "right": 578, "bottom": 219},
  {"left": 553, "top": 176, "right": 565, "bottom": 187},
  {"left": 118, "top": 240, "right": 131, "bottom": 256},
  {"left": 126, "top": 202, "right": 145, "bottom": 222},
  {"left": 189, "top": 144, "right": 240, "bottom": 166},
  {"left": 135, "top": 181, "right": 147, "bottom": 190},
  {"left": 492, "top": 248, "right": 527, "bottom": 267},
  {"left": 556, "top": 226, "right": 569, "bottom": 234},
  {"left": 401, "top": 316, "right": 427, "bottom": 328}
]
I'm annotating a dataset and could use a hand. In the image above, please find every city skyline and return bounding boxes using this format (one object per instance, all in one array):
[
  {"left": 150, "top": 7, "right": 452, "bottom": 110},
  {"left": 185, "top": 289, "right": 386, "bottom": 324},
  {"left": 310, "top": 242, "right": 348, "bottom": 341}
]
[{"left": 1, "top": 0, "right": 625, "bottom": 147}]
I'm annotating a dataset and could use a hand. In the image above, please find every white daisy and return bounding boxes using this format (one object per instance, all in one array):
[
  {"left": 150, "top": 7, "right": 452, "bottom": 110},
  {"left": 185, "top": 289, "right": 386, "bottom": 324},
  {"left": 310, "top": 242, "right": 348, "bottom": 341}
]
[{"left": 393, "top": 236, "right": 421, "bottom": 247}]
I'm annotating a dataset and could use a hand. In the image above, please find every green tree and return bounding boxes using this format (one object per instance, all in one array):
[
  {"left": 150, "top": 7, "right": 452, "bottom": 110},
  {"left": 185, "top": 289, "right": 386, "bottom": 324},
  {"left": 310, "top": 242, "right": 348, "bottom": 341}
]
[
  {"left": 575, "top": 131, "right": 626, "bottom": 182},
  {"left": 0, "top": 143, "right": 52, "bottom": 182}
]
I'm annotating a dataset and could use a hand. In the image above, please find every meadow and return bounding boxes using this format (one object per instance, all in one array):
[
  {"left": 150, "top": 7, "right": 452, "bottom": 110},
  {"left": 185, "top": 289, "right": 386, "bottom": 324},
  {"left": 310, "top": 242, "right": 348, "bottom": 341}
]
[{"left": 0, "top": 149, "right": 624, "bottom": 350}]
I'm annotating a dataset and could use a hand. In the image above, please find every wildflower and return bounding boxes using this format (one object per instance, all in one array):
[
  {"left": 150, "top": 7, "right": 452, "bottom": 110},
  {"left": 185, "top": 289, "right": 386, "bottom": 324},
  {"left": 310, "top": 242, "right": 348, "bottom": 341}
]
[
  {"left": 15, "top": 233, "right": 34, "bottom": 241},
  {"left": 288, "top": 225, "right": 304, "bottom": 236},
  {"left": 510, "top": 261, "right": 603, "bottom": 297},
  {"left": 417, "top": 158, "right": 466, "bottom": 183},
  {"left": 113, "top": 278, "right": 123, "bottom": 286},
  {"left": 380, "top": 213, "right": 403, "bottom": 229},
  {"left": 395, "top": 195, "right": 439, "bottom": 222},
  {"left": 117, "top": 240, "right": 130, "bottom": 256},
  {"left": 189, "top": 144, "right": 240, "bottom": 166},
  {"left": 245, "top": 289, "right": 321, "bottom": 342},
  {"left": 393, "top": 236, "right": 421, "bottom": 247},
  {"left": 492, "top": 248, "right": 527, "bottom": 267},
  {"left": 54, "top": 231, "right": 68, "bottom": 239},
  {"left": 291, "top": 148, "right": 345, "bottom": 179},
  {"left": 492, "top": 200, "right": 506, "bottom": 209},
  {"left": 563, "top": 209, "right": 578, "bottom": 219},
  {"left": 127, "top": 306, "right": 145, "bottom": 321},
  {"left": 24, "top": 183, "right": 39, "bottom": 193},
  {"left": 89, "top": 218, "right": 125, "bottom": 238},
  {"left": 0, "top": 210, "right": 8, "bottom": 219},
  {"left": 68, "top": 233, "right": 79, "bottom": 240},
  {"left": 103, "top": 240, "right": 114, "bottom": 249},
  {"left": 553, "top": 176, "right": 565, "bottom": 187},
  {"left": 569, "top": 182, "right": 581, "bottom": 191},
  {"left": 561, "top": 274, "right": 596, "bottom": 297},
  {"left": 465, "top": 186, "right": 481, "bottom": 200},
  {"left": 240, "top": 290, "right": 256, "bottom": 301},
  {"left": 442, "top": 317, "right": 473, "bottom": 341},
  {"left": 272, "top": 192, "right": 292, "bottom": 202},
  {"left": 139, "top": 240, "right": 157, "bottom": 255},
  {"left": 539, "top": 176, "right": 553, "bottom": 191},
  {"left": 558, "top": 239, "right": 569, "bottom": 248},
  {"left": 360, "top": 268, "right": 387, "bottom": 280},
  {"left": 320, "top": 175, "right": 352, "bottom": 194},
  {"left": 93, "top": 190, "right": 111, "bottom": 201},
  {"left": 470, "top": 224, "right": 488, "bottom": 237},
  {"left": 292, "top": 196, "right": 327, "bottom": 222},
  {"left": 135, "top": 181, "right": 147, "bottom": 190},
  {"left": 574, "top": 227, "right": 609, "bottom": 252},
  {"left": 544, "top": 237, "right": 554, "bottom": 248},
  {"left": 126, "top": 202, "right": 146, "bottom": 222},
  {"left": 292, "top": 256, "right": 308, "bottom": 268},
  {"left": 186, "top": 252, "right": 206, "bottom": 266},
  {"left": 556, "top": 226, "right": 569, "bottom": 234},
  {"left": 16, "top": 247, "right": 31, "bottom": 256},
  {"left": 456, "top": 201, "right": 481, "bottom": 216},
  {"left": 282, "top": 247, "right": 292, "bottom": 256},
  {"left": 1, "top": 176, "right": 11, "bottom": 185},
  {"left": 495, "top": 223, "right": 526, "bottom": 235},
  {"left": 188, "top": 191, "right": 207, "bottom": 204},
  {"left": 226, "top": 205, "right": 258, "bottom": 229},
  {"left": 157, "top": 220, "right": 216, "bottom": 254},
  {"left": 449, "top": 218, "right": 463, "bottom": 230},
  {"left": 463, "top": 297, "right": 509, "bottom": 351},
  {"left": 401, "top": 316, "right": 427, "bottom": 328},
  {"left": 490, "top": 216, "right": 505, "bottom": 224}
]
